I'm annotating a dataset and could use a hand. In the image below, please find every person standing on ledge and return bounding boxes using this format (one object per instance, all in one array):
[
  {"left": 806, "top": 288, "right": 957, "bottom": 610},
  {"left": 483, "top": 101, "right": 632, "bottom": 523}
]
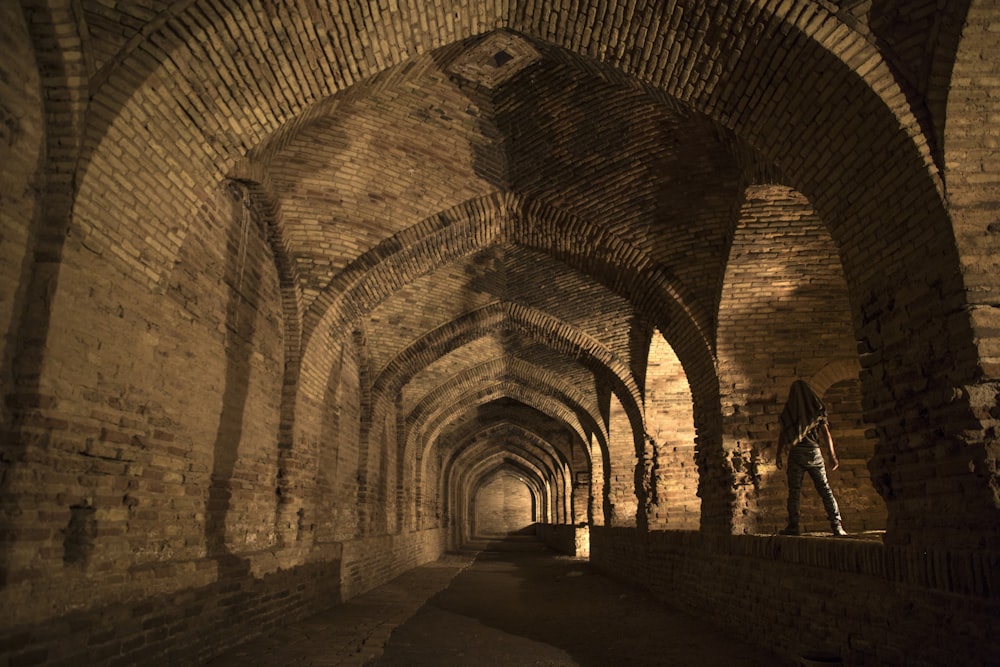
[{"left": 775, "top": 380, "right": 847, "bottom": 536}]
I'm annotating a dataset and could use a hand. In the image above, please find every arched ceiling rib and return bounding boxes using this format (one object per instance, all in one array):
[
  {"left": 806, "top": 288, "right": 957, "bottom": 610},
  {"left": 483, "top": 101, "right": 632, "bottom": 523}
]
[
  {"left": 266, "top": 35, "right": 742, "bottom": 350},
  {"left": 374, "top": 301, "right": 642, "bottom": 414},
  {"left": 430, "top": 406, "right": 581, "bottom": 522},
  {"left": 30, "top": 0, "right": 973, "bottom": 538},
  {"left": 293, "top": 192, "right": 720, "bottom": 422},
  {"left": 456, "top": 421, "right": 581, "bottom": 473},
  {"left": 402, "top": 336, "right": 602, "bottom": 420},
  {"left": 416, "top": 387, "right": 600, "bottom": 470},
  {"left": 404, "top": 355, "right": 603, "bottom": 443},
  {"left": 448, "top": 446, "right": 553, "bottom": 505},
  {"left": 461, "top": 456, "right": 549, "bottom": 520},
  {"left": 447, "top": 427, "right": 566, "bottom": 492}
]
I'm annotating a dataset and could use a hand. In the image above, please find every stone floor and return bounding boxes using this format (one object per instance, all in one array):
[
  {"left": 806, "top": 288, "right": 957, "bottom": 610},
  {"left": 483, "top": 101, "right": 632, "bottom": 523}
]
[{"left": 206, "top": 536, "right": 785, "bottom": 666}]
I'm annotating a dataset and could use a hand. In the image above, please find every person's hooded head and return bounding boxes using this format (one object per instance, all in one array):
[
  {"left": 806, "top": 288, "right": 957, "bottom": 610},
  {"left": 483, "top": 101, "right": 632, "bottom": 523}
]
[{"left": 779, "top": 380, "right": 827, "bottom": 447}]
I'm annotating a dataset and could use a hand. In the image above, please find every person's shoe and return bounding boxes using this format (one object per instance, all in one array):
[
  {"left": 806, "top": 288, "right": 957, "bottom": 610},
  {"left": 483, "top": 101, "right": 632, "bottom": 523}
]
[
  {"left": 831, "top": 523, "right": 847, "bottom": 537},
  {"left": 778, "top": 524, "right": 800, "bottom": 536}
]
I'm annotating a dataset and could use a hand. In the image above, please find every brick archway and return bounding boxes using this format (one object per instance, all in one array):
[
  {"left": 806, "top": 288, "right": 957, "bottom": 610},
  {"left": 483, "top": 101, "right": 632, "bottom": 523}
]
[{"left": 33, "top": 0, "right": 974, "bottom": 544}]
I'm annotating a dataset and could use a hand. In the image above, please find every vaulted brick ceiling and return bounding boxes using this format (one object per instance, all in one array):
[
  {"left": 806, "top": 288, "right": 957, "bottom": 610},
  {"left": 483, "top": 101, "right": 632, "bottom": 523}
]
[
  {"left": 256, "top": 31, "right": 743, "bottom": 470},
  {"left": 31, "top": 0, "right": 967, "bottom": 534},
  {"left": 10, "top": 5, "right": 1000, "bottom": 662}
]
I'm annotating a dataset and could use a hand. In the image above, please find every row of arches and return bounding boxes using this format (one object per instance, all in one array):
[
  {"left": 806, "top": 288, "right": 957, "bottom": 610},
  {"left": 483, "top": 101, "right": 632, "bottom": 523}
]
[
  {"left": 4, "top": 2, "right": 998, "bottom": 638},
  {"left": 50, "top": 0, "right": 964, "bottom": 552},
  {"left": 214, "top": 178, "right": 885, "bottom": 548}
]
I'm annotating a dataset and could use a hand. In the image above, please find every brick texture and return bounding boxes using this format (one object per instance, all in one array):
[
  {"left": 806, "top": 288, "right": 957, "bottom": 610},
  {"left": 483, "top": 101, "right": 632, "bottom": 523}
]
[
  {"left": 591, "top": 526, "right": 1000, "bottom": 666},
  {"left": 2, "top": 2, "right": 999, "bottom": 665},
  {"left": 475, "top": 471, "right": 535, "bottom": 535},
  {"left": 0, "top": 1, "right": 41, "bottom": 414}
]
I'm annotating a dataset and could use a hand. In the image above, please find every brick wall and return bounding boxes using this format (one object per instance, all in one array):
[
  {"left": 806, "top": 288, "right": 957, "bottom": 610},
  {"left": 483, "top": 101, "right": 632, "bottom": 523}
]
[
  {"left": 717, "top": 185, "right": 864, "bottom": 534},
  {"left": 475, "top": 472, "right": 535, "bottom": 535},
  {"left": 537, "top": 523, "right": 589, "bottom": 558},
  {"left": 314, "top": 338, "right": 363, "bottom": 544},
  {"left": 605, "top": 392, "right": 639, "bottom": 527},
  {"left": 0, "top": 85, "right": 442, "bottom": 667},
  {"left": 0, "top": 556, "right": 343, "bottom": 666},
  {"left": 589, "top": 435, "right": 606, "bottom": 527},
  {"left": 0, "top": 3, "right": 41, "bottom": 400},
  {"left": 591, "top": 526, "right": 999, "bottom": 666},
  {"left": 338, "top": 528, "right": 448, "bottom": 601},
  {"left": 3, "top": 188, "right": 253, "bottom": 624},
  {"left": 643, "top": 330, "right": 699, "bottom": 530},
  {"left": 4, "top": 3, "right": 1000, "bottom": 666},
  {"left": 12, "top": 0, "right": 991, "bottom": 550},
  {"left": 941, "top": 0, "right": 1000, "bottom": 546}
]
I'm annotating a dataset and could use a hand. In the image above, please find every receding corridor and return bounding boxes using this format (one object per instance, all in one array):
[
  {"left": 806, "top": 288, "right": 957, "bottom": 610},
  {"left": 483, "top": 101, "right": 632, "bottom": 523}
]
[
  {"left": 208, "top": 536, "right": 782, "bottom": 666},
  {"left": 3, "top": 2, "right": 1000, "bottom": 666}
]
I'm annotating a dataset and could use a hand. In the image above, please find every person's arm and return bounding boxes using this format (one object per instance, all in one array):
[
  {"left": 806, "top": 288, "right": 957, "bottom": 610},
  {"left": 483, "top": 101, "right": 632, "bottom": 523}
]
[
  {"left": 819, "top": 421, "right": 839, "bottom": 471},
  {"left": 776, "top": 431, "right": 786, "bottom": 470}
]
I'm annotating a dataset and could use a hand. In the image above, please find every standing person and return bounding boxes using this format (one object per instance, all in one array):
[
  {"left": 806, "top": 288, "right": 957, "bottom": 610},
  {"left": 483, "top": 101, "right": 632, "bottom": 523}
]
[{"left": 775, "top": 380, "right": 847, "bottom": 536}]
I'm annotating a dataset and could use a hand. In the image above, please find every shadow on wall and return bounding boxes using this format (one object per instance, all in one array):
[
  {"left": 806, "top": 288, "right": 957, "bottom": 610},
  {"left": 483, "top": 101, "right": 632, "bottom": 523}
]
[
  {"left": 822, "top": 379, "right": 886, "bottom": 533},
  {"left": 202, "top": 181, "right": 277, "bottom": 577}
]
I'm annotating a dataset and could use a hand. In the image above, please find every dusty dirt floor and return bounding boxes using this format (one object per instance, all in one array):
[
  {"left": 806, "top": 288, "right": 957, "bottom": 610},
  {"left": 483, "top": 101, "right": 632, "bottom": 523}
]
[
  {"left": 208, "top": 535, "right": 785, "bottom": 666},
  {"left": 369, "top": 536, "right": 782, "bottom": 667}
]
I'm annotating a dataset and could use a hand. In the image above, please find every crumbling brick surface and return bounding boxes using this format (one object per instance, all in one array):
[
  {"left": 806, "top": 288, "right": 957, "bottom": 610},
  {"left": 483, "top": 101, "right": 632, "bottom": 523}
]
[{"left": 2, "top": 2, "right": 998, "bottom": 665}]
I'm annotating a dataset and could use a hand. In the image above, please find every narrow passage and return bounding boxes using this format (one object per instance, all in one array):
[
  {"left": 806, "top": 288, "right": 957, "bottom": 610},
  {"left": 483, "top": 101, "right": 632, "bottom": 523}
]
[
  {"left": 208, "top": 536, "right": 782, "bottom": 666},
  {"left": 371, "top": 536, "right": 780, "bottom": 666}
]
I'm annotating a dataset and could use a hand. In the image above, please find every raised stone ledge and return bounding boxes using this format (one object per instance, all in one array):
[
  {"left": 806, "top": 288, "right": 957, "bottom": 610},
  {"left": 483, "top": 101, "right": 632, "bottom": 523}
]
[{"left": 644, "top": 530, "right": 1000, "bottom": 598}]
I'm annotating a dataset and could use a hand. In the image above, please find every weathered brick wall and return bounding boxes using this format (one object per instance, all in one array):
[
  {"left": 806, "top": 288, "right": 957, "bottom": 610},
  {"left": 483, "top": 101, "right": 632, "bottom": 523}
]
[
  {"left": 571, "top": 459, "right": 590, "bottom": 524},
  {"left": 315, "top": 337, "right": 363, "bottom": 543},
  {"left": 591, "top": 526, "right": 1000, "bottom": 667},
  {"left": 589, "top": 435, "right": 606, "bottom": 527},
  {"left": 1, "top": 258, "right": 444, "bottom": 667},
  {"left": 18, "top": 0, "right": 988, "bottom": 551},
  {"left": 0, "top": 135, "right": 353, "bottom": 667},
  {"left": 606, "top": 392, "right": 639, "bottom": 527},
  {"left": 475, "top": 472, "right": 534, "bottom": 535},
  {"left": 643, "top": 330, "right": 699, "bottom": 530},
  {"left": 338, "top": 528, "right": 448, "bottom": 601},
  {"left": 941, "top": 0, "right": 1000, "bottom": 546},
  {"left": 947, "top": 2, "right": 1000, "bottom": 372},
  {"left": 823, "top": 379, "right": 886, "bottom": 532},
  {"left": 1, "top": 182, "right": 279, "bottom": 624},
  {"left": 0, "top": 12, "right": 447, "bottom": 661},
  {"left": 717, "top": 185, "right": 864, "bottom": 534},
  {"left": 537, "top": 522, "right": 589, "bottom": 558},
  {"left": 4, "top": 3, "right": 1000, "bottom": 665},
  {"left": 360, "top": 407, "right": 398, "bottom": 536},
  {"left": 0, "top": 4, "right": 40, "bottom": 398},
  {"left": 420, "top": 443, "right": 443, "bottom": 530},
  {"left": 0, "top": 557, "right": 343, "bottom": 666}
]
